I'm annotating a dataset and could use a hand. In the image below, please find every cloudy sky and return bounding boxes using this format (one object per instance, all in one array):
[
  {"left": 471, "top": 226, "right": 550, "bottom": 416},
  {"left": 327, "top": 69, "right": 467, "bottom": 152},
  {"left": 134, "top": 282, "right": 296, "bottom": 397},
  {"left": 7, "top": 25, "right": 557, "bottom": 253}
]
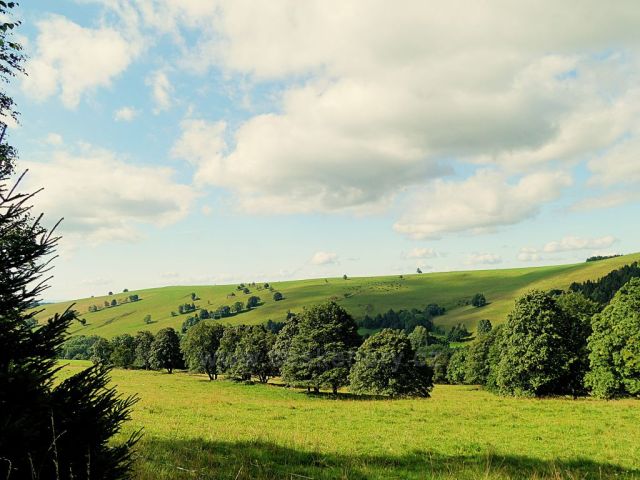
[{"left": 6, "top": 1, "right": 640, "bottom": 300}]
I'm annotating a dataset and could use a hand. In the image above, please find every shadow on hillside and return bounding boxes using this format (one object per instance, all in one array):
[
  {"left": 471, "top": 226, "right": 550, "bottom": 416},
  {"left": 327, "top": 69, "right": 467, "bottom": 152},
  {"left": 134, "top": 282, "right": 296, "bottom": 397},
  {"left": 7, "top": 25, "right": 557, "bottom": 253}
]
[{"left": 134, "top": 437, "right": 639, "bottom": 480}]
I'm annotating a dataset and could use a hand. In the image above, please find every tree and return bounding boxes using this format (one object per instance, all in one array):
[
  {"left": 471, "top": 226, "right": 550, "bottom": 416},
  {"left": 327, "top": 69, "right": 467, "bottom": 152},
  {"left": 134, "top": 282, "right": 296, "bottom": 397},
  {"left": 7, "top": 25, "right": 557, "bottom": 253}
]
[
  {"left": 464, "top": 326, "right": 501, "bottom": 385},
  {"left": 471, "top": 293, "right": 487, "bottom": 307},
  {"left": 246, "top": 295, "right": 261, "bottom": 309},
  {"left": 269, "top": 315, "right": 300, "bottom": 374},
  {"left": 585, "top": 278, "right": 640, "bottom": 398},
  {"left": 110, "top": 298, "right": 118, "bottom": 307},
  {"left": 349, "top": 329, "right": 433, "bottom": 397},
  {"left": 181, "top": 315, "right": 200, "bottom": 334},
  {"left": 143, "top": 314, "right": 152, "bottom": 324},
  {"left": 343, "top": 274, "right": 348, "bottom": 280},
  {"left": 476, "top": 319, "right": 492, "bottom": 336},
  {"left": 446, "top": 348, "right": 468, "bottom": 384},
  {"left": 216, "top": 326, "right": 246, "bottom": 378},
  {"left": 0, "top": 7, "right": 137, "bottom": 476},
  {"left": 233, "top": 301, "right": 244, "bottom": 313},
  {"left": 232, "top": 326, "right": 276, "bottom": 383},
  {"left": 151, "top": 327, "right": 182, "bottom": 373},
  {"left": 60, "top": 335, "right": 102, "bottom": 360},
  {"left": 408, "top": 325, "right": 438, "bottom": 364},
  {"left": 110, "top": 334, "right": 136, "bottom": 368},
  {"left": 217, "top": 305, "right": 231, "bottom": 317},
  {"left": 416, "top": 268, "right": 422, "bottom": 274},
  {"left": 123, "top": 288, "right": 129, "bottom": 292},
  {"left": 273, "top": 291, "right": 284, "bottom": 301},
  {"left": 134, "top": 331, "right": 154, "bottom": 370},
  {"left": 494, "top": 290, "right": 588, "bottom": 397},
  {"left": 447, "top": 323, "right": 472, "bottom": 342},
  {"left": 181, "top": 322, "right": 225, "bottom": 380},
  {"left": 199, "top": 308, "right": 210, "bottom": 320},
  {"left": 91, "top": 337, "right": 114, "bottom": 365},
  {"left": 282, "top": 302, "right": 360, "bottom": 393}
]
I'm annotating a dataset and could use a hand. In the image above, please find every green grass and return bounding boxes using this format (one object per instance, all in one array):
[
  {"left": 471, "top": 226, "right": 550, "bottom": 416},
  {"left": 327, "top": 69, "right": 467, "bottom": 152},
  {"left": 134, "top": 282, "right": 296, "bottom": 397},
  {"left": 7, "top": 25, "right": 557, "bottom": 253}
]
[
  {"left": 36, "top": 253, "right": 640, "bottom": 338},
  {"left": 59, "top": 361, "right": 640, "bottom": 479}
]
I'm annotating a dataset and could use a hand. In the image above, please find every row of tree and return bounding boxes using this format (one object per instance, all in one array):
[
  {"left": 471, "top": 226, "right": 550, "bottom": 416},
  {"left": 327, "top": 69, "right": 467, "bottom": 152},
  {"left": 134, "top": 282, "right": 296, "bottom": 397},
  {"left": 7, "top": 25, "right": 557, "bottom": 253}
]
[
  {"left": 443, "top": 280, "right": 640, "bottom": 398},
  {"left": 570, "top": 261, "right": 640, "bottom": 305}
]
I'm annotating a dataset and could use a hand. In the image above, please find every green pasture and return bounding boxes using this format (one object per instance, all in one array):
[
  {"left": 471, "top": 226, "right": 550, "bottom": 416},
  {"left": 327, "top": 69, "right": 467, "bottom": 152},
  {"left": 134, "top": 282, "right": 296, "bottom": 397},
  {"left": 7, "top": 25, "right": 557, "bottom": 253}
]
[{"left": 59, "top": 361, "right": 640, "bottom": 479}]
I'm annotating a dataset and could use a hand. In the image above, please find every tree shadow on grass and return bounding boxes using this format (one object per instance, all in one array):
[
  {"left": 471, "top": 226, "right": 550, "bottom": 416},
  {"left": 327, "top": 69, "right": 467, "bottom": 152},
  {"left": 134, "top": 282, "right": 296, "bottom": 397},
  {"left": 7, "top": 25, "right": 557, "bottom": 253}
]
[{"left": 134, "top": 438, "right": 640, "bottom": 480}]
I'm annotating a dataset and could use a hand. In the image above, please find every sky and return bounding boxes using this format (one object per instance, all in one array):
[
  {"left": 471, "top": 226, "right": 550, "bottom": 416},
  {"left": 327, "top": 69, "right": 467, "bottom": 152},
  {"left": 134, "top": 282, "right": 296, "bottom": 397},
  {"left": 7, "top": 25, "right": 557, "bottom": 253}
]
[{"left": 4, "top": 0, "right": 640, "bottom": 300}]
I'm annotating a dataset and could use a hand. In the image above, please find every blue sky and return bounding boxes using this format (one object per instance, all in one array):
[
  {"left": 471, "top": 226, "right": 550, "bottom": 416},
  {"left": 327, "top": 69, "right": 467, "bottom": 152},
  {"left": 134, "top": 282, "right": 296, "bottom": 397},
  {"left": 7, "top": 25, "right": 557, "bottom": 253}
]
[{"left": 5, "top": 0, "right": 640, "bottom": 300}]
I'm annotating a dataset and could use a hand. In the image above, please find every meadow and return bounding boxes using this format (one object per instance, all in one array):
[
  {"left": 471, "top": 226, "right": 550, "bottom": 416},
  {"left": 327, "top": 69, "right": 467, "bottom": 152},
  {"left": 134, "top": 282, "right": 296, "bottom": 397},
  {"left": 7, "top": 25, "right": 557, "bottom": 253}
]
[
  {"left": 38, "top": 253, "right": 640, "bottom": 338},
  {"left": 60, "top": 361, "right": 640, "bottom": 480}
]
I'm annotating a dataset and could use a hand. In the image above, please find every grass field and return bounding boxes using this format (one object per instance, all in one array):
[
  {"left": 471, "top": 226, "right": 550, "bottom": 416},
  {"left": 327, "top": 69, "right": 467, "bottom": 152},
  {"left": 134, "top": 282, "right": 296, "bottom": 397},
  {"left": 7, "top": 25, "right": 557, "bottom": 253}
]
[
  {"left": 59, "top": 361, "right": 640, "bottom": 479},
  {"left": 37, "top": 253, "right": 640, "bottom": 338}
]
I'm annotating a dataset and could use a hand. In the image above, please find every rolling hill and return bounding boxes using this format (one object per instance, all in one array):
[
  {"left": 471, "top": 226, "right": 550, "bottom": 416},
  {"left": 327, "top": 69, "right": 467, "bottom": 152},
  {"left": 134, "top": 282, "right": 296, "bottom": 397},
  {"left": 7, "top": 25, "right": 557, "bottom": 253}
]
[{"left": 35, "top": 253, "right": 640, "bottom": 338}]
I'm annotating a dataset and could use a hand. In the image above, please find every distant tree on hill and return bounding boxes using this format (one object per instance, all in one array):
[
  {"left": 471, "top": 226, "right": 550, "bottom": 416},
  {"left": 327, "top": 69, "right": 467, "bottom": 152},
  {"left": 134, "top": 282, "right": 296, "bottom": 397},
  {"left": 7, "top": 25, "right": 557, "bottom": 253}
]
[
  {"left": 243, "top": 287, "right": 250, "bottom": 294},
  {"left": 343, "top": 274, "right": 348, "bottom": 280},
  {"left": 273, "top": 291, "right": 284, "bottom": 301},
  {"left": 585, "top": 278, "right": 640, "bottom": 398},
  {"left": 416, "top": 268, "right": 422, "bottom": 274},
  {"left": 282, "top": 302, "right": 360, "bottom": 393},
  {"left": 447, "top": 324, "right": 472, "bottom": 342},
  {"left": 181, "top": 315, "right": 201, "bottom": 334},
  {"left": 108, "top": 291, "right": 113, "bottom": 296},
  {"left": 128, "top": 294, "right": 139, "bottom": 302},
  {"left": 123, "top": 288, "right": 129, "bottom": 292},
  {"left": 349, "top": 329, "right": 433, "bottom": 397},
  {"left": 246, "top": 295, "right": 261, "bottom": 309},
  {"left": 217, "top": 305, "right": 231, "bottom": 317},
  {"left": 134, "top": 331, "right": 155, "bottom": 370},
  {"left": 191, "top": 292, "right": 198, "bottom": 301},
  {"left": 570, "top": 261, "right": 640, "bottom": 305},
  {"left": 233, "top": 301, "right": 244, "bottom": 313},
  {"left": 151, "top": 328, "right": 182, "bottom": 373},
  {"left": 199, "top": 308, "right": 210, "bottom": 319},
  {"left": 264, "top": 283, "right": 270, "bottom": 289},
  {"left": 471, "top": 293, "right": 487, "bottom": 307},
  {"left": 143, "top": 314, "right": 153, "bottom": 324},
  {"left": 110, "top": 298, "right": 118, "bottom": 307},
  {"left": 104, "top": 300, "right": 110, "bottom": 308},
  {"left": 476, "top": 319, "right": 492, "bottom": 336},
  {"left": 181, "top": 322, "right": 225, "bottom": 380}
]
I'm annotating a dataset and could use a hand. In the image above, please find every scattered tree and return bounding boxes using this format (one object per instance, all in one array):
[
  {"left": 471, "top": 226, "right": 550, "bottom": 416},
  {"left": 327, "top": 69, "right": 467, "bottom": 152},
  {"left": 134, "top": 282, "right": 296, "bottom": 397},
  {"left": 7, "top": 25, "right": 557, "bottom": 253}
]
[
  {"left": 233, "top": 301, "right": 244, "bottom": 313},
  {"left": 246, "top": 295, "right": 261, "bottom": 309},
  {"left": 273, "top": 291, "right": 284, "bottom": 301},
  {"left": 471, "top": 293, "right": 487, "bottom": 307},
  {"left": 476, "top": 319, "right": 492, "bottom": 336},
  {"left": 416, "top": 268, "right": 422, "bottom": 274},
  {"left": 143, "top": 314, "right": 153, "bottom": 324}
]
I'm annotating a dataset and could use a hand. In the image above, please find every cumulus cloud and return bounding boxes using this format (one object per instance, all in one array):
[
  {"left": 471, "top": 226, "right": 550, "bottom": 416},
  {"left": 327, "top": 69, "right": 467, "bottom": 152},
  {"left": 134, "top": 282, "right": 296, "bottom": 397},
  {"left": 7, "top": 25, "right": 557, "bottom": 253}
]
[
  {"left": 114, "top": 106, "right": 139, "bottom": 122},
  {"left": 22, "top": 15, "right": 141, "bottom": 108},
  {"left": 466, "top": 253, "right": 502, "bottom": 266},
  {"left": 517, "top": 247, "right": 543, "bottom": 262},
  {"left": 543, "top": 235, "right": 617, "bottom": 253},
  {"left": 406, "top": 248, "right": 437, "bottom": 259},
  {"left": 146, "top": 70, "right": 174, "bottom": 113},
  {"left": 393, "top": 170, "right": 572, "bottom": 239},
  {"left": 159, "top": 0, "right": 639, "bottom": 229},
  {"left": 23, "top": 145, "right": 197, "bottom": 243},
  {"left": 310, "top": 251, "right": 338, "bottom": 265}
]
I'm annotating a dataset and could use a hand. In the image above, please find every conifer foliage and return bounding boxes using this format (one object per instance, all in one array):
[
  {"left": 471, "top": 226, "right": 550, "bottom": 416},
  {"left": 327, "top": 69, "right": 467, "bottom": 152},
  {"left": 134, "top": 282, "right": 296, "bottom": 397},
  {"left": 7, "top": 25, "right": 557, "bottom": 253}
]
[{"left": 0, "top": 4, "right": 138, "bottom": 478}]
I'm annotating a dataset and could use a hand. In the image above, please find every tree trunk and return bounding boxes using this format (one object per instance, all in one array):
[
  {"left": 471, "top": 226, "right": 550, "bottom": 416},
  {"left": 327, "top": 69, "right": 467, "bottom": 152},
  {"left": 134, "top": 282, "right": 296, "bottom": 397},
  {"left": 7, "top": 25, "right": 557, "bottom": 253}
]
[
  {"left": 313, "top": 386, "right": 320, "bottom": 394},
  {"left": 332, "top": 385, "right": 338, "bottom": 394}
]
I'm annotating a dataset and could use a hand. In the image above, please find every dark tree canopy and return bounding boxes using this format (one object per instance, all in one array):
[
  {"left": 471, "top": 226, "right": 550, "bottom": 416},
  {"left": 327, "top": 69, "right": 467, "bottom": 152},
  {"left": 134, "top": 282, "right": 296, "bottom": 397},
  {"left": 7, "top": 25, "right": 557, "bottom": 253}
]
[
  {"left": 282, "top": 302, "right": 360, "bottom": 393},
  {"left": 349, "top": 329, "right": 433, "bottom": 397},
  {"left": 151, "top": 328, "right": 182, "bottom": 373},
  {"left": 181, "top": 322, "right": 224, "bottom": 380},
  {"left": 585, "top": 278, "right": 640, "bottom": 398},
  {"left": 494, "top": 290, "right": 589, "bottom": 397},
  {"left": 0, "top": 6, "right": 137, "bottom": 477},
  {"left": 570, "top": 261, "right": 640, "bottom": 305},
  {"left": 471, "top": 293, "right": 487, "bottom": 307},
  {"left": 476, "top": 319, "right": 492, "bottom": 336}
]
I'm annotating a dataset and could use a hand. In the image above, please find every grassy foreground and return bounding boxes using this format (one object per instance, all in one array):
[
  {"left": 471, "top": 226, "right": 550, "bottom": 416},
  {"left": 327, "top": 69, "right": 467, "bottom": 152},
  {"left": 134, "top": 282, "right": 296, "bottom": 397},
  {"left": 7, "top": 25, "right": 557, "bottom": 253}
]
[
  {"left": 60, "top": 361, "right": 640, "bottom": 479},
  {"left": 38, "top": 253, "right": 640, "bottom": 338}
]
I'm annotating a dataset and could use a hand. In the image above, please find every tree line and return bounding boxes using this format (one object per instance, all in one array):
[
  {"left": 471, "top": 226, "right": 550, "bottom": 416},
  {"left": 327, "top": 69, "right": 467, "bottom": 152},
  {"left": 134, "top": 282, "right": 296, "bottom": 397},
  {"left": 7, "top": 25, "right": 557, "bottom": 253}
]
[{"left": 570, "top": 261, "right": 640, "bottom": 305}]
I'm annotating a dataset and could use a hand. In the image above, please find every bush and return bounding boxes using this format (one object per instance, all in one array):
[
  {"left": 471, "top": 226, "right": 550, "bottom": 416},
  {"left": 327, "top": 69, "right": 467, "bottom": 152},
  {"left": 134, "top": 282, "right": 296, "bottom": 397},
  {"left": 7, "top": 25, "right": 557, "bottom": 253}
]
[
  {"left": 273, "top": 291, "right": 284, "bottom": 301},
  {"left": 446, "top": 348, "right": 468, "bottom": 384},
  {"left": 476, "top": 319, "right": 492, "bottom": 336},
  {"left": 59, "top": 335, "right": 102, "bottom": 360},
  {"left": 471, "top": 293, "right": 487, "bottom": 307},
  {"left": 349, "top": 329, "right": 433, "bottom": 397},
  {"left": 246, "top": 295, "right": 261, "bottom": 309}
]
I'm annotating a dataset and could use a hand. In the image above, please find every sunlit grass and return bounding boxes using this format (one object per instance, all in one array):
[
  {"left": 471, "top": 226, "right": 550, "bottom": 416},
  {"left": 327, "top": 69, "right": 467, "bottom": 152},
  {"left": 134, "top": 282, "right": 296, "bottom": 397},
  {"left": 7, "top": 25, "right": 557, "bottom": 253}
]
[{"left": 60, "top": 361, "right": 640, "bottom": 479}]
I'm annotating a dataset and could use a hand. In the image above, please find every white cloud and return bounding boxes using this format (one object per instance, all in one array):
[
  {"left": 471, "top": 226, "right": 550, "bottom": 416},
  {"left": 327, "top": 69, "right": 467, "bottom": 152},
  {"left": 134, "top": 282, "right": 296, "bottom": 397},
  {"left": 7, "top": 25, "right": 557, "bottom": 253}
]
[
  {"left": 572, "top": 190, "right": 640, "bottom": 211},
  {"left": 517, "top": 247, "right": 543, "bottom": 262},
  {"left": 114, "top": 106, "right": 139, "bottom": 122},
  {"left": 22, "top": 15, "right": 141, "bottom": 108},
  {"left": 161, "top": 1, "right": 639, "bottom": 229},
  {"left": 543, "top": 235, "right": 617, "bottom": 253},
  {"left": 23, "top": 145, "right": 197, "bottom": 244},
  {"left": 393, "top": 170, "right": 572, "bottom": 239},
  {"left": 146, "top": 70, "right": 174, "bottom": 113},
  {"left": 406, "top": 248, "right": 437, "bottom": 259},
  {"left": 45, "top": 133, "right": 63, "bottom": 146},
  {"left": 466, "top": 253, "right": 502, "bottom": 266},
  {"left": 310, "top": 251, "right": 338, "bottom": 265}
]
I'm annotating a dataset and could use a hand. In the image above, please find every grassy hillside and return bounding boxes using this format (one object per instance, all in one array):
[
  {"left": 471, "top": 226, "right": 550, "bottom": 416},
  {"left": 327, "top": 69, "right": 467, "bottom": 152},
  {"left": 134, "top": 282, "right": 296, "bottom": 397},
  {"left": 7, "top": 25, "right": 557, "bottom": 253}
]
[
  {"left": 59, "top": 361, "right": 640, "bottom": 479},
  {"left": 36, "top": 253, "right": 640, "bottom": 338}
]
